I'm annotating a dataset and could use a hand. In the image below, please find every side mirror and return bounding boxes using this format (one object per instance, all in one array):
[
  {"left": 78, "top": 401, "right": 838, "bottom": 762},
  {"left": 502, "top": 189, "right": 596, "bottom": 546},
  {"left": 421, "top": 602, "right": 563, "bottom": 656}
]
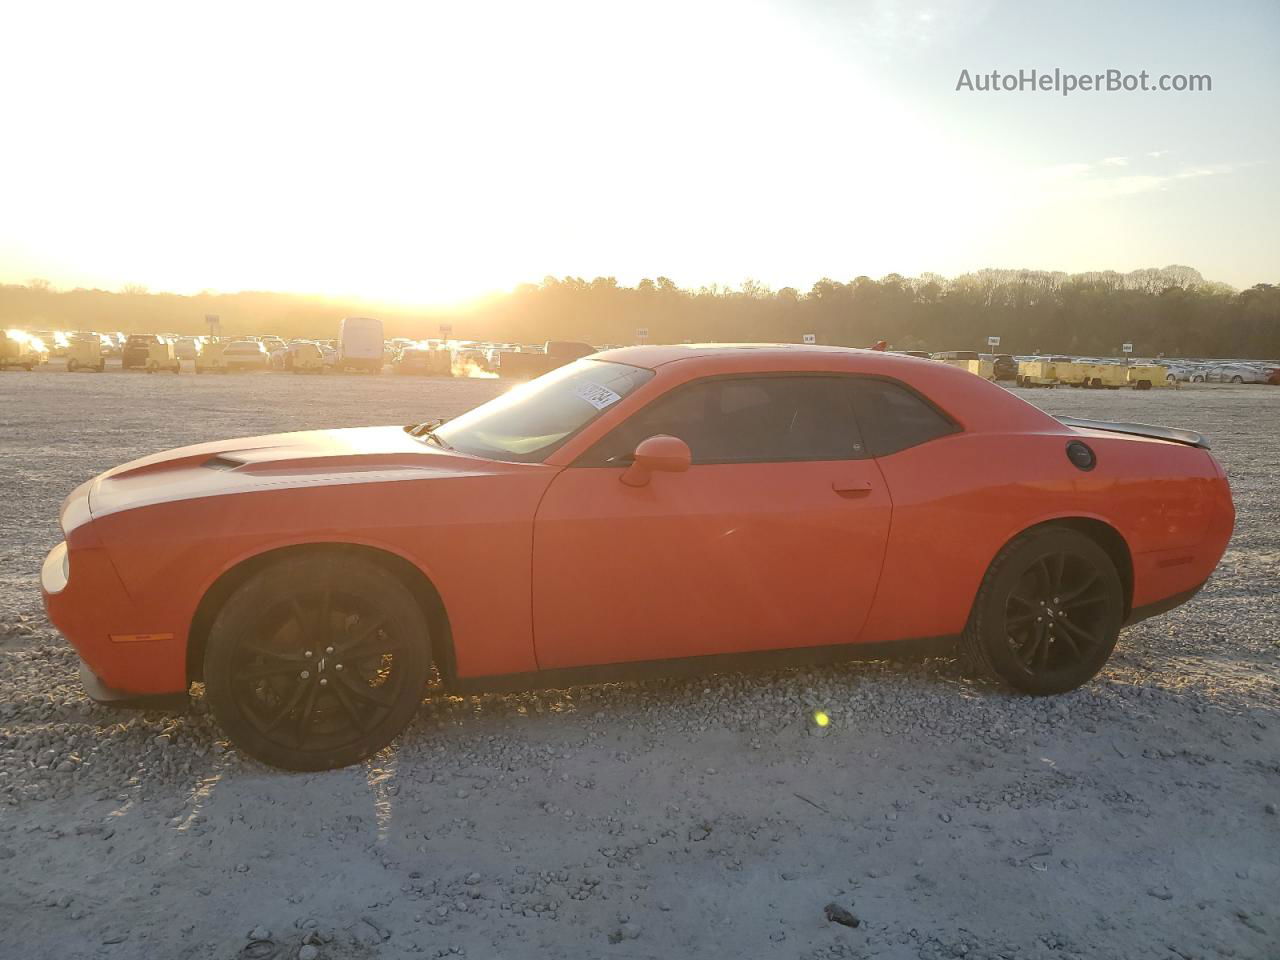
[{"left": 620, "top": 435, "right": 691, "bottom": 487}]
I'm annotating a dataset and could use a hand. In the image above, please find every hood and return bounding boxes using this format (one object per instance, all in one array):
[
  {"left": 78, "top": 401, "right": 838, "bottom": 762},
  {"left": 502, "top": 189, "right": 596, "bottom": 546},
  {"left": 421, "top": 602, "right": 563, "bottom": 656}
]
[{"left": 86, "top": 425, "right": 516, "bottom": 520}]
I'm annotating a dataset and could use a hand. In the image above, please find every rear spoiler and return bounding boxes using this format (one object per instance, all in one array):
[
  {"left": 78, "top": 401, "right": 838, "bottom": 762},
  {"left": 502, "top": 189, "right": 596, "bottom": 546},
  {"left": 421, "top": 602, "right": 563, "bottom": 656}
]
[{"left": 1057, "top": 416, "right": 1211, "bottom": 450}]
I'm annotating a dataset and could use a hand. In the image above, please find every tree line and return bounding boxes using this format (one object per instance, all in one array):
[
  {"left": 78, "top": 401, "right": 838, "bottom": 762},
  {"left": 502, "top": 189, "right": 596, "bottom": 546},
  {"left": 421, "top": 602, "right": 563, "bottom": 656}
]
[{"left": 3, "top": 266, "right": 1277, "bottom": 359}]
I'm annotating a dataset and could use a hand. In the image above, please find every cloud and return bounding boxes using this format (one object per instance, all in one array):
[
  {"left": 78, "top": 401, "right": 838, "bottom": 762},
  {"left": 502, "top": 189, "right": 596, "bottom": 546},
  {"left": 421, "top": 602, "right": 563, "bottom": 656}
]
[{"left": 1030, "top": 155, "right": 1253, "bottom": 201}]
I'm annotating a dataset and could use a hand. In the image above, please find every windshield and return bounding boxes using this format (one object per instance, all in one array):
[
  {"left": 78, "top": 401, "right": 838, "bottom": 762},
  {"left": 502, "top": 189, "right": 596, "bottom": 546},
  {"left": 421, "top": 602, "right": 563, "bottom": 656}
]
[{"left": 432, "top": 359, "right": 653, "bottom": 462}]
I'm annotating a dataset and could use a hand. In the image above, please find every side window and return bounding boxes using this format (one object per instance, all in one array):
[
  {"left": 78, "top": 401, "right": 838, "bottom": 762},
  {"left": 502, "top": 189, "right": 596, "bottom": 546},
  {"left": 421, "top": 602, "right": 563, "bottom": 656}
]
[
  {"left": 849, "top": 379, "right": 957, "bottom": 456},
  {"left": 580, "top": 376, "right": 868, "bottom": 465}
]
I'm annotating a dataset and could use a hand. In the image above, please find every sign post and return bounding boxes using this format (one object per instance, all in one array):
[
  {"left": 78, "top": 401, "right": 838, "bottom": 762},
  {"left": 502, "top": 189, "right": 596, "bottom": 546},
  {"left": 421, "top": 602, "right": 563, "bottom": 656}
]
[
  {"left": 439, "top": 323, "right": 453, "bottom": 340},
  {"left": 987, "top": 335, "right": 1001, "bottom": 349},
  {"left": 802, "top": 333, "right": 816, "bottom": 345},
  {"left": 204, "top": 314, "right": 221, "bottom": 338},
  {"left": 1122, "top": 342, "right": 1133, "bottom": 365},
  {"left": 635, "top": 327, "right": 649, "bottom": 344}
]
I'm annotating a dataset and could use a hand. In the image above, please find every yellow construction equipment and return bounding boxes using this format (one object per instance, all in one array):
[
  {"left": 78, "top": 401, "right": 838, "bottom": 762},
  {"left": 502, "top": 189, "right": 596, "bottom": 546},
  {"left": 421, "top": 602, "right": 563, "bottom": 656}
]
[
  {"left": 1055, "top": 361, "right": 1128, "bottom": 389},
  {"left": 143, "top": 338, "right": 180, "bottom": 373},
  {"left": 1, "top": 331, "right": 37, "bottom": 370},
  {"left": 1126, "top": 364, "right": 1170, "bottom": 389},
  {"left": 961, "top": 358, "right": 995, "bottom": 380},
  {"left": 1016, "top": 359, "right": 1062, "bottom": 387},
  {"left": 66, "top": 333, "right": 105, "bottom": 372},
  {"left": 195, "top": 340, "right": 228, "bottom": 373}
]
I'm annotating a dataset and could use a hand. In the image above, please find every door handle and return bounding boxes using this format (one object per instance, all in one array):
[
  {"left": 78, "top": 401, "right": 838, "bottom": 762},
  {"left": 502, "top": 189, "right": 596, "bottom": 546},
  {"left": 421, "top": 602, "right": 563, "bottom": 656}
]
[{"left": 832, "top": 479, "right": 874, "bottom": 496}]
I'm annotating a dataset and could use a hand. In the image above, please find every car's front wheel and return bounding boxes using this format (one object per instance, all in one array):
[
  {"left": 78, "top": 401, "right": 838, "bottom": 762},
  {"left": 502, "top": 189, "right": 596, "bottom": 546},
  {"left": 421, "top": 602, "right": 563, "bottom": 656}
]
[
  {"left": 962, "top": 527, "right": 1124, "bottom": 695},
  {"left": 204, "top": 553, "right": 432, "bottom": 770}
]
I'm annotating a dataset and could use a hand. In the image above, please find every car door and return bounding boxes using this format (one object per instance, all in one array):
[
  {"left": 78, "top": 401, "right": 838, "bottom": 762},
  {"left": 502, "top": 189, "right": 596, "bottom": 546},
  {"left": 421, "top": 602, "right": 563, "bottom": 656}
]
[{"left": 531, "top": 375, "right": 893, "bottom": 670}]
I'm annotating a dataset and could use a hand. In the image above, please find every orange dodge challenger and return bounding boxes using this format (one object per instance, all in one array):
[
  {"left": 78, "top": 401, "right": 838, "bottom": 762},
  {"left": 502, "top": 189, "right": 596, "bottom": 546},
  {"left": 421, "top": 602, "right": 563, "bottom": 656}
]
[{"left": 41, "top": 345, "right": 1234, "bottom": 770}]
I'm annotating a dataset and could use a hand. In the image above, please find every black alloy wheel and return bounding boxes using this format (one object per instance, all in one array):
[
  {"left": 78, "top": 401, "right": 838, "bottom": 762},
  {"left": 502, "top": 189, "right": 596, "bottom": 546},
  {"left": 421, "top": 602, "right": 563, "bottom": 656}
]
[
  {"left": 204, "top": 554, "right": 431, "bottom": 770},
  {"left": 963, "top": 527, "right": 1124, "bottom": 695}
]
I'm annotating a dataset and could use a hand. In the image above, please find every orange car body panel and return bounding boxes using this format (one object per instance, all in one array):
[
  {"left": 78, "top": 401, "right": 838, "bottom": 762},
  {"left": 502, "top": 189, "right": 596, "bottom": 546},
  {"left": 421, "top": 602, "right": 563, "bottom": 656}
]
[
  {"left": 531, "top": 457, "right": 892, "bottom": 668},
  {"left": 46, "top": 428, "right": 558, "bottom": 693},
  {"left": 41, "top": 345, "right": 1234, "bottom": 696}
]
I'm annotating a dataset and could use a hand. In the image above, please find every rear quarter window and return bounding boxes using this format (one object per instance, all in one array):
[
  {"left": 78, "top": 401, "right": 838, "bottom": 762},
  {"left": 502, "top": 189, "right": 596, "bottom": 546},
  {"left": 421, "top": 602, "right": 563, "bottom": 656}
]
[{"left": 850, "top": 379, "right": 958, "bottom": 457}]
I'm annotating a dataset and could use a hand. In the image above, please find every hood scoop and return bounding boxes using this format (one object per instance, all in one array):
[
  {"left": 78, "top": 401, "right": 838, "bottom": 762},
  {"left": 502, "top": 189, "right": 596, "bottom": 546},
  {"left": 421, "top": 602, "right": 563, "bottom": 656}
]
[{"left": 203, "top": 455, "right": 247, "bottom": 471}]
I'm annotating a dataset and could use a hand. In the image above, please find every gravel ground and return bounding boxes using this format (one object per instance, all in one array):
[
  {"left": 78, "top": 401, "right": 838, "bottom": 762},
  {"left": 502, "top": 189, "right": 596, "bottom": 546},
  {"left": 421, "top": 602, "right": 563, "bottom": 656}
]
[{"left": 1, "top": 365, "right": 1277, "bottom": 960}]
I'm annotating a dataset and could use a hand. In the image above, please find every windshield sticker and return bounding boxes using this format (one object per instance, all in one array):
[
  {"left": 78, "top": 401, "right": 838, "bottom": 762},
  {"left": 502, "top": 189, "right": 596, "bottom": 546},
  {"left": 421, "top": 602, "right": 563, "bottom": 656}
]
[{"left": 573, "top": 381, "right": 623, "bottom": 410}]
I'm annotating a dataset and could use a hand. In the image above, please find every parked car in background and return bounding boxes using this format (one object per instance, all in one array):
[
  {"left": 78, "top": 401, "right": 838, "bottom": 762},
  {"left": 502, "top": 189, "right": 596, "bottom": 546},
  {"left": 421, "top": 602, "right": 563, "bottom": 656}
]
[
  {"left": 271, "top": 341, "right": 326, "bottom": 373},
  {"left": 393, "top": 346, "right": 449, "bottom": 375},
  {"left": 1200, "top": 362, "right": 1269, "bottom": 384},
  {"left": 338, "top": 316, "right": 384, "bottom": 372},
  {"left": 121, "top": 334, "right": 161, "bottom": 370},
  {"left": 222, "top": 340, "right": 270, "bottom": 371},
  {"left": 980, "top": 353, "right": 1017, "bottom": 381},
  {"left": 174, "top": 337, "right": 203, "bottom": 361},
  {"left": 260, "top": 336, "right": 286, "bottom": 355},
  {"left": 35, "top": 330, "right": 69, "bottom": 357},
  {"left": 498, "top": 340, "right": 597, "bottom": 380}
]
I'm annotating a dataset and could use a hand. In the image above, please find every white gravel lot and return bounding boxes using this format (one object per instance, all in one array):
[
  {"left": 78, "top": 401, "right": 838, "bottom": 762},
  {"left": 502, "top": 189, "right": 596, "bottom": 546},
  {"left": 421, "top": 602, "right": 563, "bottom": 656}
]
[{"left": 1, "top": 365, "right": 1277, "bottom": 960}]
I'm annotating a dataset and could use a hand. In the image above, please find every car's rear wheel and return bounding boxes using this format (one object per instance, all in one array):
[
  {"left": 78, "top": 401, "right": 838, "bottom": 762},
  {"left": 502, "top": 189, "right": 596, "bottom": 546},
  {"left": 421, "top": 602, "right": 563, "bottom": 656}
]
[
  {"left": 962, "top": 527, "right": 1124, "bottom": 695},
  {"left": 204, "top": 554, "right": 431, "bottom": 771}
]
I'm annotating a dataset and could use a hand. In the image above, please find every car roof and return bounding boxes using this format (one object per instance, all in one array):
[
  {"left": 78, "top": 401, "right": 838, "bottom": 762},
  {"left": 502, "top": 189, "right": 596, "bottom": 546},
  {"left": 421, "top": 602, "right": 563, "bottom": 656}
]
[{"left": 592, "top": 342, "right": 932, "bottom": 370}]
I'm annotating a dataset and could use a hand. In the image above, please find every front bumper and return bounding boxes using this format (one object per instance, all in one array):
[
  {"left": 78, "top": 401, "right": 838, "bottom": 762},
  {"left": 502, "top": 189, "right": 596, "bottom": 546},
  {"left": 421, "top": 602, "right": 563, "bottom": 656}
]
[
  {"left": 78, "top": 658, "right": 136, "bottom": 702},
  {"left": 41, "top": 537, "right": 189, "bottom": 697}
]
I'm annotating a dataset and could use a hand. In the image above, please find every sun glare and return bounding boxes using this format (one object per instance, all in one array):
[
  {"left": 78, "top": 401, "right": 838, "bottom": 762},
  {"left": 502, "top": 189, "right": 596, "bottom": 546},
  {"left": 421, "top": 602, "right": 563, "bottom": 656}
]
[{"left": 0, "top": 0, "right": 1021, "bottom": 305}]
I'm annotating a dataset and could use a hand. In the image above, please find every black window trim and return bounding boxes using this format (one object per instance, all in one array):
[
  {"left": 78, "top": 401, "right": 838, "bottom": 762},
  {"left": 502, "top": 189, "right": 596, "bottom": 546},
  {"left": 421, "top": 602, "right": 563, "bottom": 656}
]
[{"left": 571, "top": 371, "right": 962, "bottom": 468}]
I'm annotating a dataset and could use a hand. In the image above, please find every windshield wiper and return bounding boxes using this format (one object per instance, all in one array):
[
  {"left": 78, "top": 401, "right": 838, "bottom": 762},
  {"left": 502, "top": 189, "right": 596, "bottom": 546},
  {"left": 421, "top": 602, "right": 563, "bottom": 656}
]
[{"left": 404, "top": 418, "right": 453, "bottom": 450}]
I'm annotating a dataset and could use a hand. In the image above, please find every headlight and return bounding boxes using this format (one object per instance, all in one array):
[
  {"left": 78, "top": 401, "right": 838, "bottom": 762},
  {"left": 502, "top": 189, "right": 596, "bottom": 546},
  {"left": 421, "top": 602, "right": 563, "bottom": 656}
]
[{"left": 41, "top": 542, "right": 69, "bottom": 594}]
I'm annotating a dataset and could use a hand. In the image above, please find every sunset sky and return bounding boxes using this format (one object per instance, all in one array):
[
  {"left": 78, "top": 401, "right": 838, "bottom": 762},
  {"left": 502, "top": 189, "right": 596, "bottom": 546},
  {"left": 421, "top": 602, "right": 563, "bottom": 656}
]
[{"left": 1, "top": 0, "right": 1276, "bottom": 304}]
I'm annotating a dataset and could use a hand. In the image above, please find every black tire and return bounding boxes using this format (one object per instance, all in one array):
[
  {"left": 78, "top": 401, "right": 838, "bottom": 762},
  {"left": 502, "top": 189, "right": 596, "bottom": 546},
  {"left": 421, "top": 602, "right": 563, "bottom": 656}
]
[
  {"left": 1231, "top": 375, "right": 1243, "bottom": 384},
  {"left": 961, "top": 527, "right": 1124, "bottom": 695},
  {"left": 204, "top": 553, "right": 432, "bottom": 771}
]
